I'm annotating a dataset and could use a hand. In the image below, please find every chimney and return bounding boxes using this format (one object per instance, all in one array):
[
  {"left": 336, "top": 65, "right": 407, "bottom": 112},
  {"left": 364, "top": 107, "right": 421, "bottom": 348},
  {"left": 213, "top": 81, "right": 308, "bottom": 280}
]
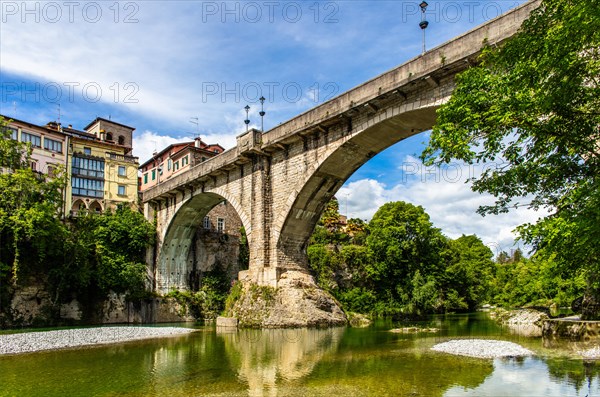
[
  {"left": 194, "top": 137, "right": 202, "bottom": 148},
  {"left": 46, "top": 121, "right": 59, "bottom": 131},
  {"left": 99, "top": 129, "right": 106, "bottom": 141}
]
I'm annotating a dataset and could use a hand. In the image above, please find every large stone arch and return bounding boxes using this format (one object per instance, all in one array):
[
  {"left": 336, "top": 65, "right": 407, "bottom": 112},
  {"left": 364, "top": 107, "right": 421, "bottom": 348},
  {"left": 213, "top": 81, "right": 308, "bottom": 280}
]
[
  {"left": 155, "top": 189, "right": 250, "bottom": 292},
  {"left": 275, "top": 104, "right": 440, "bottom": 269}
]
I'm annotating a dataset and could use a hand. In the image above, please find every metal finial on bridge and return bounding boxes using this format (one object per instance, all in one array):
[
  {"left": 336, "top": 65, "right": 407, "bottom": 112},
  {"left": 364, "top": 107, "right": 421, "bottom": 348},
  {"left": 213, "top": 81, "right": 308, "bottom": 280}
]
[
  {"left": 244, "top": 105, "right": 250, "bottom": 132},
  {"left": 419, "top": 1, "right": 429, "bottom": 55},
  {"left": 259, "top": 96, "right": 266, "bottom": 132}
]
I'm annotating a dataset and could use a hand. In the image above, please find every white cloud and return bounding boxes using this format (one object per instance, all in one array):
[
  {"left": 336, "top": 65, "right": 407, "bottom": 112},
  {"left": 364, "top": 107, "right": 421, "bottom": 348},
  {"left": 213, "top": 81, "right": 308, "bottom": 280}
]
[{"left": 339, "top": 155, "right": 548, "bottom": 254}]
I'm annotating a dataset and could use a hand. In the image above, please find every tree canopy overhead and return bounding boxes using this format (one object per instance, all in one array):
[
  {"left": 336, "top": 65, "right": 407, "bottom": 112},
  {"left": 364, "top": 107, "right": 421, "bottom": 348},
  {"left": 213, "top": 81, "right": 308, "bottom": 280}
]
[{"left": 421, "top": 0, "right": 599, "bottom": 317}]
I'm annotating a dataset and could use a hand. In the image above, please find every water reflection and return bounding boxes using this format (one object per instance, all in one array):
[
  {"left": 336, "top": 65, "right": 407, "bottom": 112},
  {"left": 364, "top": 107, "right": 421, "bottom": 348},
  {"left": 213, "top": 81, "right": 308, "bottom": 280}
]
[
  {"left": 1, "top": 315, "right": 599, "bottom": 396},
  {"left": 443, "top": 357, "right": 600, "bottom": 397},
  {"left": 218, "top": 327, "right": 344, "bottom": 396}
]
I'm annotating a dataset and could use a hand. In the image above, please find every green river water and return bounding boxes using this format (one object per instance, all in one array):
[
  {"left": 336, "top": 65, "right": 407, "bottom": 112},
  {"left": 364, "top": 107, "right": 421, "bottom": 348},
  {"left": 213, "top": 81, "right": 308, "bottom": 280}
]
[{"left": 1, "top": 313, "right": 599, "bottom": 396}]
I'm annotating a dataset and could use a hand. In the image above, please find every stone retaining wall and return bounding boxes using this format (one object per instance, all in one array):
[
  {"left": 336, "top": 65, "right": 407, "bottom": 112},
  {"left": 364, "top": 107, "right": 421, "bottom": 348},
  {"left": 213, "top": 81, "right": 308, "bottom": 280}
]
[{"left": 543, "top": 318, "right": 600, "bottom": 341}]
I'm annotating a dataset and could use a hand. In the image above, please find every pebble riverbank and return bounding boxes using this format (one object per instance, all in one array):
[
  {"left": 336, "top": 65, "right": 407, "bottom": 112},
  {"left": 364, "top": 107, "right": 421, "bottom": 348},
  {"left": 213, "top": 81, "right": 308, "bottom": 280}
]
[
  {"left": 431, "top": 339, "right": 534, "bottom": 359},
  {"left": 0, "top": 327, "right": 196, "bottom": 355}
]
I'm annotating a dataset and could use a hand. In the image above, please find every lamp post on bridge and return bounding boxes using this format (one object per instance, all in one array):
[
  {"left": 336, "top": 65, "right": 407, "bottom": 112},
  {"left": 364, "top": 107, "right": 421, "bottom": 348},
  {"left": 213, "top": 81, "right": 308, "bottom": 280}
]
[
  {"left": 244, "top": 105, "right": 250, "bottom": 132},
  {"left": 259, "top": 96, "right": 266, "bottom": 132},
  {"left": 419, "top": 1, "right": 429, "bottom": 55}
]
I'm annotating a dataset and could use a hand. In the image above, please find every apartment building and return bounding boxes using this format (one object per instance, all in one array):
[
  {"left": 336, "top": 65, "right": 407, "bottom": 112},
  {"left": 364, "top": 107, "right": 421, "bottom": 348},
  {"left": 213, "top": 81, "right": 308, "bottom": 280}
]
[
  {"left": 62, "top": 118, "right": 139, "bottom": 214},
  {"left": 3, "top": 116, "right": 68, "bottom": 177},
  {"left": 139, "top": 137, "right": 224, "bottom": 191}
]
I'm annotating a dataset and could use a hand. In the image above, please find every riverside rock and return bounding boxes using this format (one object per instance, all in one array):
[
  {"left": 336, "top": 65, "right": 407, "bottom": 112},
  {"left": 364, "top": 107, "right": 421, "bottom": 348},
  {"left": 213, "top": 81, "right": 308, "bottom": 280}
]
[{"left": 227, "top": 270, "right": 347, "bottom": 328}]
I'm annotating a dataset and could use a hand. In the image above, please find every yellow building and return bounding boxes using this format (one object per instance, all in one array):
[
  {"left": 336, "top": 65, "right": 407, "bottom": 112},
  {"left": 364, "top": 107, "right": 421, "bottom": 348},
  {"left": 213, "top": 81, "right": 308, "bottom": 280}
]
[{"left": 62, "top": 118, "right": 139, "bottom": 215}]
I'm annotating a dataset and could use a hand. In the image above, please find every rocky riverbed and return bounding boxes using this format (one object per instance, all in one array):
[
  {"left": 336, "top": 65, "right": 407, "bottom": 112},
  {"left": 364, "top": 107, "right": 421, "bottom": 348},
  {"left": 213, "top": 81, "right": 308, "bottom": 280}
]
[
  {"left": 0, "top": 326, "right": 196, "bottom": 355},
  {"left": 431, "top": 339, "right": 534, "bottom": 359}
]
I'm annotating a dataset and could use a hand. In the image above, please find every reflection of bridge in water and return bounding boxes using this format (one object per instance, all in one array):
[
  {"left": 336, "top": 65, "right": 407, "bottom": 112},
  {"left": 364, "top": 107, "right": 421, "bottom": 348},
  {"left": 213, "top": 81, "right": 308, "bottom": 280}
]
[
  {"left": 218, "top": 327, "right": 345, "bottom": 396},
  {"left": 142, "top": 2, "right": 539, "bottom": 298}
]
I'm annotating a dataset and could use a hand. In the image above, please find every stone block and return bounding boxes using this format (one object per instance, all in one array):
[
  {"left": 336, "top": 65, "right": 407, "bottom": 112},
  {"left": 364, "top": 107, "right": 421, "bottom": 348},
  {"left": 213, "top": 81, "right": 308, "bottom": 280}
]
[{"left": 216, "top": 316, "right": 239, "bottom": 328}]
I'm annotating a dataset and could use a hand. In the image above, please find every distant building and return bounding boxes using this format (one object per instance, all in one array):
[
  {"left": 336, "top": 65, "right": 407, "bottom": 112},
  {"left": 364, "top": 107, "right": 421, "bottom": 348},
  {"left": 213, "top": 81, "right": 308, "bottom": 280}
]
[
  {"left": 3, "top": 117, "right": 68, "bottom": 177},
  {"left": 138, "top": 138, "right": 224, "bottom": 192}
]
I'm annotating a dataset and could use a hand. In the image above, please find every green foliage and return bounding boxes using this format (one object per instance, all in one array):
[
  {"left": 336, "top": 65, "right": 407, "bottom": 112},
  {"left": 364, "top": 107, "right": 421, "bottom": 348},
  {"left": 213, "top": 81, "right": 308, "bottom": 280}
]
[
  {"left": 492, "top": 254, "right": 584, "bottom": 308},
  {"left": 238, "top": 227, "right": 249, "bottom": 270},
  {"left": 168, "top": 269, "right": 232, "bottom": 320},
  {"left": 442, "top": 235, "right": 495, "bottom": 311},
  {"left": 366, "top": 201, "right": 447, "bottom": 311},
  {"left": 224, "top": 280, "right": 243, "bottom": 314},
  {"left": 308, "top": 200, "right": 500, "bottom": 318},
  {"left": 421, "top": 0, "right": 600, "bottom": 316},
  {"left": 308, "top": 197, "right": 581, "bottom": 317},
  {"left": 92, "top": 206, "right": 155, "bottom": 294}
]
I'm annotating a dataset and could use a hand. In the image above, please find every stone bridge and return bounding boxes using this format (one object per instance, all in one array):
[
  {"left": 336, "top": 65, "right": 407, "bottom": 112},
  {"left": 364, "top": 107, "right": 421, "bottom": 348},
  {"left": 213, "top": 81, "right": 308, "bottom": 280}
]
[{"left": 142, "top": 1, "right": 537, "bottom": 323}]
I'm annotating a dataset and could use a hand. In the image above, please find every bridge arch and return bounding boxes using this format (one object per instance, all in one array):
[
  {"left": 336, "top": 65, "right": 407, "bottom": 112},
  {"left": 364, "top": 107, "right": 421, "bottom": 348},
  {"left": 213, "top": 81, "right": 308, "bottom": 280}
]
[
  {"left": 275, "top": 104, "right": 439, "bottom": 268},
  {"left": 155, "top": 190, "right": 250, "bottom": 293}
]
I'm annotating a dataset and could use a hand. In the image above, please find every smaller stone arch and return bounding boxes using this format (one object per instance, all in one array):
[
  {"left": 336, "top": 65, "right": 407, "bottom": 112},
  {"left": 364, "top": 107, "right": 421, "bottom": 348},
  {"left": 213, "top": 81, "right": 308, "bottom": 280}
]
[
  {"left": 118, "top": 135, "right": 125, "bottom": 145},
  {"left": 106, "top": 132, "right": 113, "bottom": 141},
  {"left": 72, "top": 199, "right": 86, "bottom": 216},
  {"left": 89, "top": 200, "right": 103, "bottom": 213}
]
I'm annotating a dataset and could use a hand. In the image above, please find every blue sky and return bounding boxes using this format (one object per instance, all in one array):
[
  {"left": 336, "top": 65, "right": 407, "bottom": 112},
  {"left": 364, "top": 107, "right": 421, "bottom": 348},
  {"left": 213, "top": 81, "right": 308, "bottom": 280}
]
[{"left": 0, "top": 0, "right": 541, "bottom": 252}]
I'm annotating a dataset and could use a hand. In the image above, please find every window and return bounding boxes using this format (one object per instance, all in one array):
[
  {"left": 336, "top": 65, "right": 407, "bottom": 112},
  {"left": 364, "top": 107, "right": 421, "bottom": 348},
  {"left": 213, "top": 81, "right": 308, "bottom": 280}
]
[
  {"left": 182, "top": 155, "right": 189, "bottom": 166},
  {"left": 144, "top": 173, "right": 148, "bottom": 184},
  {"left": 118, "top": 185, "right": 126, "bottom": 195},
  {"left": 214, "top": 149, "right": 219, "bottom": 153},
  {"left": 44, "top": 137, "right": 63, "bottom": 153},
  {"left": 158, "top": 163, "right": 164, "bottom": 175},
  {"left": 71, "top": 176, "right": 104, "bottom": 198},
  {"left": 7, "top": 127, "right": 17, "bottom": 140},
  {"left": 167, "top": 159, "right": 172, "bottom": 171},
  {"left": 217, "top": 218, "right": 224, "bottom": 233},
  {"left": 83, "top": 147, "right": 91, "bottom": 155},
  {"left": 203, "top": 216, "right": 210, "bottom": 229},
  {"left": 174, "top": 161, "right": 179, "bottom": 171},
  {"left": 118, "top": 136, "right": 125, "bottom": 145},
  {"left": 106, "top": 132, "right": 113, "bottom": 141},
  {"left": 30, "top": 161, "right": 37, "bottom": 171},
  {"left": 118, "top": 165, "right": 126, "bottom": 176},
  {"left": 21, "top": 132, "right": 41, "bottom": 147},
  {"left": 152, "top": 169, "right": 156, "bottom": 180},
  {"left": 47, "top": 165, "right": 56, "bottom": 177},
  {"left": 72, "top": 156, "right": 105, "bottom": 178}
]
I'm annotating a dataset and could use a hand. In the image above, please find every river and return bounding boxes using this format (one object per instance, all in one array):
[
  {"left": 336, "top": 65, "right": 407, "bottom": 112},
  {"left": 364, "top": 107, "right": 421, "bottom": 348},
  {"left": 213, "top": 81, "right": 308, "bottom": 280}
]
[{"left": 1, "top": 312, "right": 599, "bottom": 396}]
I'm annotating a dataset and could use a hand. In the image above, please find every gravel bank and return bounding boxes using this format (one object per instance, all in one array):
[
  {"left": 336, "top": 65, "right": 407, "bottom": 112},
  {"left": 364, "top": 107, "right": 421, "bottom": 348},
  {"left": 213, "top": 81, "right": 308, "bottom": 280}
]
[
  {"left": 431, "top": 339, "right": 534, "bottom": 358},
  {"left": 0, "top": 326, "right": 196, "bottom": 355},
  {"left": 580, "top": 346, "right": 600, "bottom": 359}
]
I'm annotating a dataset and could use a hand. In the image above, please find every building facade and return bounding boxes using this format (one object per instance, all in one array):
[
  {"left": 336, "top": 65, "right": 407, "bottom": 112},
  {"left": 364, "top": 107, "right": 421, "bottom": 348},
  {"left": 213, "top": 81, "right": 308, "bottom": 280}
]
[
  {"left": 3, "top": 117, "right": 68, "bottom": 177},
  {"left": 62, "top": 118, "right": 138, "bottom": 215}
]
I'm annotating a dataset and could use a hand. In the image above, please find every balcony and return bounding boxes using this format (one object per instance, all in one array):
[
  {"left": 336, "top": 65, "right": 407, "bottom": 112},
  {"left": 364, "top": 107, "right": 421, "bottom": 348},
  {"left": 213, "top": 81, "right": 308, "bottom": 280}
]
[{"left": 106, "top": 152, "right": 139, "bottom": 164}]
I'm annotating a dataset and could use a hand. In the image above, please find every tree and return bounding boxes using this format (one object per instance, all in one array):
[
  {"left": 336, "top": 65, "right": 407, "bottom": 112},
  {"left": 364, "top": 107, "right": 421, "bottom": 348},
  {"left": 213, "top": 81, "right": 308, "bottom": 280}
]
[
  {"left": 92, "top": 205, "right": 156, "bottom": 293},
  {"left": 421, "top": 0, "right": 600, "bottom": 318},
  {"left": 366, "top": 201, "right": 447, "bottom": 313},
  {"left": 443, "top": 235, "right": 495, "bottom": 311},
  {"left": 0, "top": 117, "right": 67, "bottom": 284}
]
